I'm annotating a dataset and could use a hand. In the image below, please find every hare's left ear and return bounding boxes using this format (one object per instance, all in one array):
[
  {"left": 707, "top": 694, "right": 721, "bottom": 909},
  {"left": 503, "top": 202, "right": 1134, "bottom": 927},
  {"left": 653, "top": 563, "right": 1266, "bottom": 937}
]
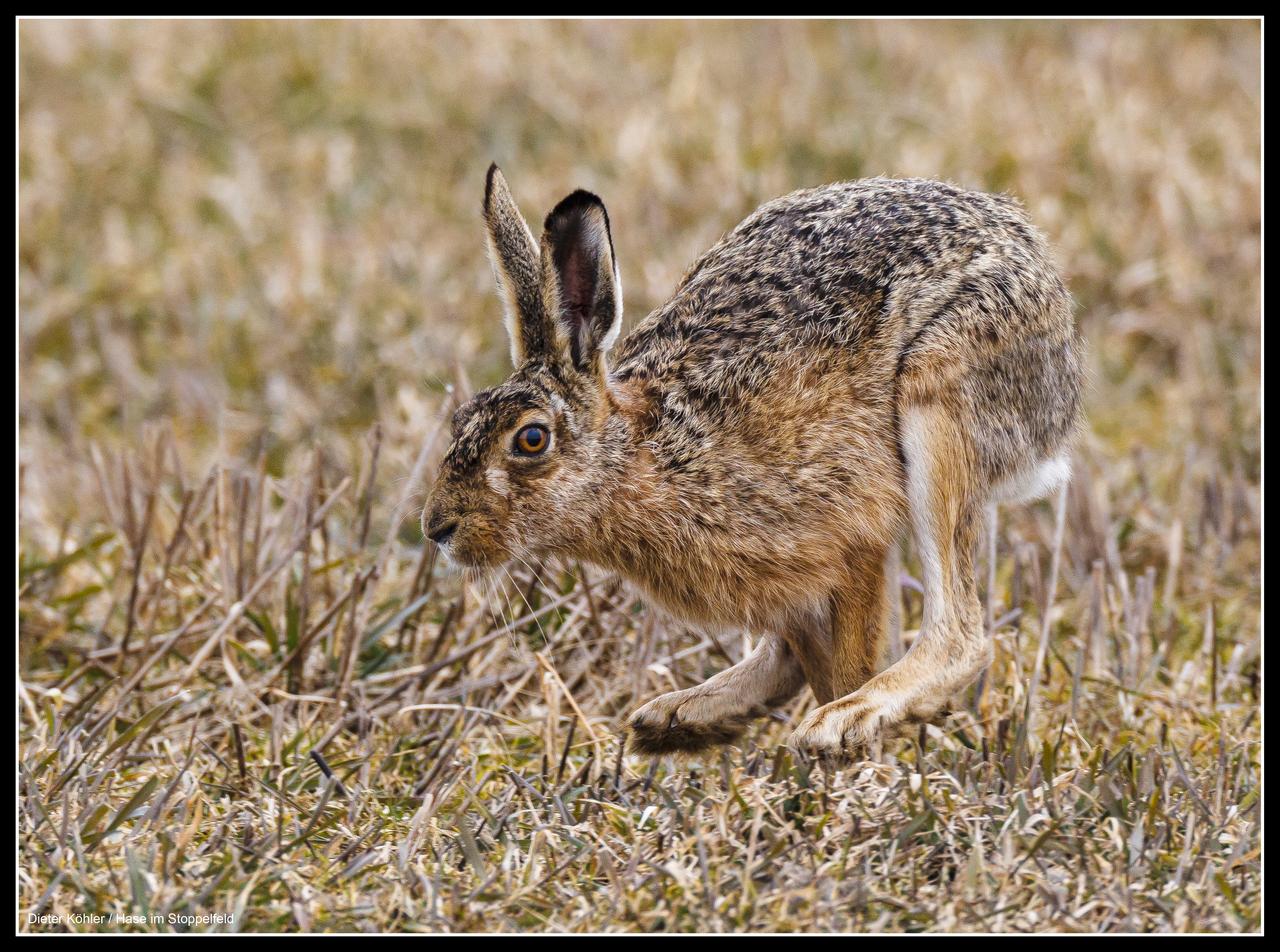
[
  {"left": 540, "top": 190, "right": 623, "bottom": 376},
  {"left": 484, "top": 164, "right": 557, "bottom": 366}
]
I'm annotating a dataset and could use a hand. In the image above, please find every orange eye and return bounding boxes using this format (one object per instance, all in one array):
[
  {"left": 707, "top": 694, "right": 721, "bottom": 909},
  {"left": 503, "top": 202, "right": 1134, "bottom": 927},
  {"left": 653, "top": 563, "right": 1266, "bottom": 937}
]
[{"left": 514, "top": 424, "right": 550, "bottom": 455}]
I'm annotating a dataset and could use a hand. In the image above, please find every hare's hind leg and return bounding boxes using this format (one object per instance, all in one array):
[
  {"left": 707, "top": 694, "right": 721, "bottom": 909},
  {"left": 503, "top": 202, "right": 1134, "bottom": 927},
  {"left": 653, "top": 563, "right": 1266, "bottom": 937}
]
[
  {"left": 628, "top": 632, "right": 806, "bottom": 755},
  {"left": 791, "top": 403, "right": 987, "bottom": 756}
]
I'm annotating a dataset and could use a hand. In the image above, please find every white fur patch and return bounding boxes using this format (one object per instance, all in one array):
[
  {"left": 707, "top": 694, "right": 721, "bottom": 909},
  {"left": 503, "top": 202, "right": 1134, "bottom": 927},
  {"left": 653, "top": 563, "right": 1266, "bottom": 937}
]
[
  {"left": 600, "top": 263, "right": 623, "bottom": 354},
  {"left": 433, "top": 539, "right": 457, "bottom": 569},
  {"left": 992, "top": 454, "right": 1071, "bottom": 505},
  {"left": 901, "top": 408, "right": 946, "bottom": 631},
  {"left": 485, "top": 467, "right": 511, "bottom": 498}
]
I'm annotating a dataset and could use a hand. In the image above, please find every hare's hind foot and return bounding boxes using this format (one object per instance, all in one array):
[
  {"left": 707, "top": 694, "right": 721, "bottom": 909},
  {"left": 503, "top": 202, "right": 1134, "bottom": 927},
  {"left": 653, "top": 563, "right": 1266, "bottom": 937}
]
[
  {"left": 793, "top": 402, "right": 994, "bottom": 761},
  {"left": 626, "top": 632, "right": 806, "bottom": 756},
  {"left": 788, "top": 686, "right": 958, "bottom": 761}
]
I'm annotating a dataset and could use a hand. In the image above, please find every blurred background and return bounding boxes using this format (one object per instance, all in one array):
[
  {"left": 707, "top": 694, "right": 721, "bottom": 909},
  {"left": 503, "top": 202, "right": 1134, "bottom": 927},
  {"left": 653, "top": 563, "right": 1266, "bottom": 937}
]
[
  {"left": 20, "top": 20, "right": 1260, "bottom": 497},
  {"left": 18, "top": 20, "right": 1261, "bottom": 932}
]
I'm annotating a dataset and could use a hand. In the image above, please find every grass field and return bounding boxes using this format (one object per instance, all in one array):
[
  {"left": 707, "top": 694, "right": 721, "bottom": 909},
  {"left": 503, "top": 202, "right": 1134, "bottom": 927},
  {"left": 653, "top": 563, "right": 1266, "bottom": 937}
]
[{"left": 18, "top": 20, "right": 1261, "bottom": 933}]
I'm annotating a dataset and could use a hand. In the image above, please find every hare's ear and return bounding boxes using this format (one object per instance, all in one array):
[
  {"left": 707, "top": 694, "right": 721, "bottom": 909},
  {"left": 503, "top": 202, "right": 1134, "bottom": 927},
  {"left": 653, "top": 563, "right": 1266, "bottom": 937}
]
[
  {"left": 483, "top": 164, "right": 556, "bottom": 365},
  {"left": 540, "top": 190, "right": 623, "bottom": 376}
]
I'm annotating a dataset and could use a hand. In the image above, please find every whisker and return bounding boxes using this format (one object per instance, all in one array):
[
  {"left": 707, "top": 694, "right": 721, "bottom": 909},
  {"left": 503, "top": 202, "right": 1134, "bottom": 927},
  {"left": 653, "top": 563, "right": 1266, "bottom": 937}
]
[{"left": 507, "top": 553, "right": 551, "bottom": 648}]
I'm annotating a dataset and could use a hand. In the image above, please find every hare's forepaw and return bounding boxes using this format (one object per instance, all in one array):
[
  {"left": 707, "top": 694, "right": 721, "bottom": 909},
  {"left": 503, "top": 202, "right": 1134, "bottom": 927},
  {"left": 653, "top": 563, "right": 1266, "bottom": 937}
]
[{"left": 626, "top": 688, "right": 757, "bottom": 756}]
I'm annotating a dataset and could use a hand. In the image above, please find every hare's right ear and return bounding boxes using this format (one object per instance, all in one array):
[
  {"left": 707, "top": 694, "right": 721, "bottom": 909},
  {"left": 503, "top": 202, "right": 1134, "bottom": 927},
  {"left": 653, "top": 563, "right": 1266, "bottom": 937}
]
[
  {"left": 483, "top": 164, "right": 556, "bottom": 365},
  {"left": 539, "top": 189, "right": 622, "bottom": 377}
]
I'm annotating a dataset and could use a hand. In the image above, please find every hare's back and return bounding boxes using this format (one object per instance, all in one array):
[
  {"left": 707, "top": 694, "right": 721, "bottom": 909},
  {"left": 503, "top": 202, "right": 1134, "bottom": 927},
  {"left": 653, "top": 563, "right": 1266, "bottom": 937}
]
[
  {"left": 613, "top": 177, "right": 1062, "bottom": 384},
  {"left": 611, "top": 178, "right": 1079, "bottom": 488}
]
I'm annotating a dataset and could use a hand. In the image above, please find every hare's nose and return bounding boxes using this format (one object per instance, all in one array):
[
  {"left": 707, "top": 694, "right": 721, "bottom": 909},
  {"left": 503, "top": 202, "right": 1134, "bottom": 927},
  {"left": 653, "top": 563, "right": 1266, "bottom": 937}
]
[{"left": 425, "top": 516, "right": 458, "bottom": 545}]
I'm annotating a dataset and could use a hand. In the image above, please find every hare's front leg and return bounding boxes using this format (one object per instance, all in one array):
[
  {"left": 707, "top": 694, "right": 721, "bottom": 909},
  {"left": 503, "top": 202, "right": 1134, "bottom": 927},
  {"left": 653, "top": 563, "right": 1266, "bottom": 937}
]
[
  {"left": 628, "top": 633, "right": 806, "bottom": 754},
  {"left": 792, "top": 404, "right": 989, "bottom": 757}
]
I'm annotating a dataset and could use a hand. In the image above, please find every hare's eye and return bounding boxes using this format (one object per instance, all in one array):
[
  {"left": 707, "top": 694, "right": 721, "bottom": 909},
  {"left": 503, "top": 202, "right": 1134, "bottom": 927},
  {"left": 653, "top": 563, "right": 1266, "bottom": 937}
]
[{"left": 514, "top": 424, "right": 550, "bottom": 456}]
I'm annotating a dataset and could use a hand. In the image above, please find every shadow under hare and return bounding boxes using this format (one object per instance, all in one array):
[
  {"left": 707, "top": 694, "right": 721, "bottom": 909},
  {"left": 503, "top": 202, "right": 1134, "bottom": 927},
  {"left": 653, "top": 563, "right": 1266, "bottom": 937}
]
[{"left": 425, "top": 164, "right": 1083, "bottom": 759}]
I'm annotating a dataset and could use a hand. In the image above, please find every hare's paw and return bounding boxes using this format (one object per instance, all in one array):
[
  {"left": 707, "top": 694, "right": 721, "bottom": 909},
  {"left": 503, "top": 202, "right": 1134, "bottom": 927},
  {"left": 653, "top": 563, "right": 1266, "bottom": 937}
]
[
  {"left": 789, "top": 691, "right": 918, "bottom": 760},
  {"left": 627, "top": 689, "right": 756, "bottom": 755}
]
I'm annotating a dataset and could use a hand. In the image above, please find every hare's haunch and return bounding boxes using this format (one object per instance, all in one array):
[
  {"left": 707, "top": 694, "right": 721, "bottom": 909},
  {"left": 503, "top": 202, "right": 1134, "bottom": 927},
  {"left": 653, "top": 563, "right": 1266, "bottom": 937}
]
[{"left": 425, "top": 165, "right": 1083, "bottom": 758}]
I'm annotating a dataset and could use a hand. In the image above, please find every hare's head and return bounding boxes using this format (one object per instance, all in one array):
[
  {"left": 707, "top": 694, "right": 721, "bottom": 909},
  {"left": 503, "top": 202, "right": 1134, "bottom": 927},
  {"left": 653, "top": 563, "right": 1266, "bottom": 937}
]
[{"left": 423, "top": 165, "right": 625, "bottom": 570}]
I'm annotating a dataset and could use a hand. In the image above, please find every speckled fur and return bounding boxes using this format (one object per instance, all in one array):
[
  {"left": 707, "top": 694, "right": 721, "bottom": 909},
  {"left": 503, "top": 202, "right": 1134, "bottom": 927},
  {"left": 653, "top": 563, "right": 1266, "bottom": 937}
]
[{"left": 425, "top": 166, "right": 1083, "bottom": 758}]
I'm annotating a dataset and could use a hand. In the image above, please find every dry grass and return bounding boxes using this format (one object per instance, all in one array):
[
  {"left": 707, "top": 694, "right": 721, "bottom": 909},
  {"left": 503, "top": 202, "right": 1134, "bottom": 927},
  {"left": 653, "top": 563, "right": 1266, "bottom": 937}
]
[{"left": 18, "top": 19, "right": 1260, "bottom": 933}]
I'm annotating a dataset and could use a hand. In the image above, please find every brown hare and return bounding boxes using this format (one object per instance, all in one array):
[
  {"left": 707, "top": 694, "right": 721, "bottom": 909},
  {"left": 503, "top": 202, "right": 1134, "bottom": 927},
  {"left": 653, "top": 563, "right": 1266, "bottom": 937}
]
[{"left": 424, "top": 164, "right": 1083, "bottom": 758}]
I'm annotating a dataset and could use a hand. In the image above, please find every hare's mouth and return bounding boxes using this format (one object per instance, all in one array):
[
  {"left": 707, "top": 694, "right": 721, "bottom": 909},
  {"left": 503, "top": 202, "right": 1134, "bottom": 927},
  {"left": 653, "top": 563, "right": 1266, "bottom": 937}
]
[{"left": 432, "top": 525, "right": 513, "bottom": 575}]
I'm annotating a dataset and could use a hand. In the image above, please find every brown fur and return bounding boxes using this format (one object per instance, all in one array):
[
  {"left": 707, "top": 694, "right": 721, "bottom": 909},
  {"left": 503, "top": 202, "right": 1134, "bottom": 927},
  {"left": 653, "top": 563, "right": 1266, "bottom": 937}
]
[{"left": 424, "top": 166, "right": 1083, "bottom": 758}]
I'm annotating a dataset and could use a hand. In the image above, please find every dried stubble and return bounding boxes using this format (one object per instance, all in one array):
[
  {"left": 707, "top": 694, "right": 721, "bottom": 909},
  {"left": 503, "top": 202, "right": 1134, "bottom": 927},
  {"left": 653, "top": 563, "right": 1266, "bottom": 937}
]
[{"left": 19, "top": 19, "right": 1259, "bottom": 933}]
